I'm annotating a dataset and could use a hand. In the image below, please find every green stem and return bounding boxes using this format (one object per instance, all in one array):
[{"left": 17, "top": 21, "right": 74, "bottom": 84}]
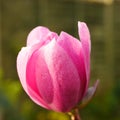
[{"left": 68, "top": 108, "right": 81, "bottom": 120}]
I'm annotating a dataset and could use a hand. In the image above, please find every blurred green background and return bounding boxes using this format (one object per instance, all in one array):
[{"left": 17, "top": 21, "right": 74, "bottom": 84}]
[{"left": 0, "top": 0, "right": 120, "bottom": 120}]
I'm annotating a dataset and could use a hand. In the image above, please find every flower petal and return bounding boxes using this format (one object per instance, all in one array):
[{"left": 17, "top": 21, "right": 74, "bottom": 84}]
[
  {"left": 27, "top": 26, "right": 58, "bottom": 46},
  {"left": 29, "top": 47, "right": 54, "bottom": 104},
  {"left": 43, "top": 39, "right": 80, "bottom": 112},
  {"left": 57, "top": 32, "right": 87, "bottom": 100},
  {"left": 17, "top": 45, "right": 50, "bottom": 109},
  {"left": 17, "top": 47, "right": 31, "bottom": 93},
  {"left": 78, "top": 22, "right": 91, "bottom": 85}
]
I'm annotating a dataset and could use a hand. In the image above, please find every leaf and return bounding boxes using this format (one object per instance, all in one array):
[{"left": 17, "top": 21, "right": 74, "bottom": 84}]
[{"left": 79, "top": 80, "right": 99, "bottom": 109}]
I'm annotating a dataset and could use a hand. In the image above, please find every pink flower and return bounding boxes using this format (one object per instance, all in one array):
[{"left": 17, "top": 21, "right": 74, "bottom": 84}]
[{"left": 17, "top": 21, "right": 91, "bottom": 112}]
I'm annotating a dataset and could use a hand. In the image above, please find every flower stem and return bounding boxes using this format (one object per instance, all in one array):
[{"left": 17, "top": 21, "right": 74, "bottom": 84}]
[{"left": 68, "top": 108, "right": 81, "bottom": 120}]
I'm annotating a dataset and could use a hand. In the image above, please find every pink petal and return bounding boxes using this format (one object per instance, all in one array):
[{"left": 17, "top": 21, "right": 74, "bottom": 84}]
[
  {"left": 57, "top": 32, "right": 87, "bottom": 101},
  {"left": 78, "top": 22, "right": 91, "bottom": 86},
  {"left": 27, "top": 26, "right": 58, "bottom": 46},
  {"left": 17, "top": 45, "right": 50, "bottom": 109},
  {"left": 43, "top": 39, "right": 80, "bottom": 112},
  {"left": 28, "top": 47, "right": 54, "bottom": 104},
  {"left": 17, "top": 47, "right": 31, "bottom": 93}
]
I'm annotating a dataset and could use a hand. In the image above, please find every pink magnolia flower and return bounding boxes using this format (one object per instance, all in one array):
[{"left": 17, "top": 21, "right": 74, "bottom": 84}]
[{"left": 17, "top": 21, "right": 91, "bottom": 112}]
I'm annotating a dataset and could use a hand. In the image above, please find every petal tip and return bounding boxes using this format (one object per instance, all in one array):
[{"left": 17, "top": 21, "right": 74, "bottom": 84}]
[
  {"left": 78, "top": 21, "right": 91, "bottom": 49},
  {"left": 78, "top": 21, "right": 90, "bottom": 36}
]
